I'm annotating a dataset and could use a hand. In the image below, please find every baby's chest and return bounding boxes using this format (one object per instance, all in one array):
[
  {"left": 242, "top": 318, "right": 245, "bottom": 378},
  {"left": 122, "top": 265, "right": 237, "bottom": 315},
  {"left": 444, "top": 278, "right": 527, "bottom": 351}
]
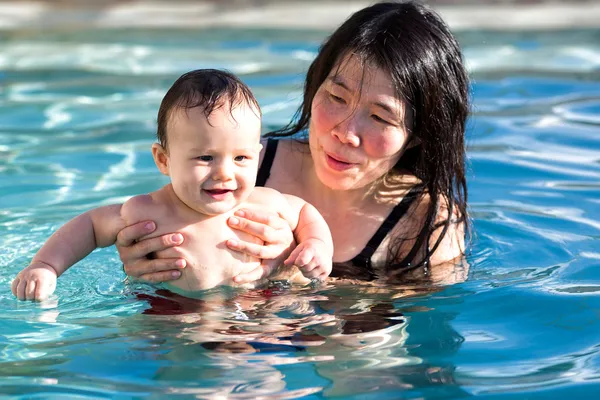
[{"left": 157, "top": 216, "right": 262, "bottom": 266}]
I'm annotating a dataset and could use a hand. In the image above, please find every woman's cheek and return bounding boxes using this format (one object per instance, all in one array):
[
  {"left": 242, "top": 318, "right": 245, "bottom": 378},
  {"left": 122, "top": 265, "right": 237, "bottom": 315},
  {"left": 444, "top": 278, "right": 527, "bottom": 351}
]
[
  {"left": 310, "top": 106, "right": 328, "bottom": 137},
  {"left": 311, "top": 96, "right": 339, "bottom": 136},
  {"left": 365, "top": 129, "right": 408, "bottom": 159}
]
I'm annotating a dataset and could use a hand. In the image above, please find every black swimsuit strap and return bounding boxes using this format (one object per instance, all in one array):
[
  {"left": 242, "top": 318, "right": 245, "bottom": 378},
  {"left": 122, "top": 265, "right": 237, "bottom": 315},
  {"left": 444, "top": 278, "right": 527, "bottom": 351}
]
[
  {"left": 348, "top": 184, "right": 424, "bottom": 268},
  {"left": 255, "top": 138, "right": 279, "bottom": 187}
]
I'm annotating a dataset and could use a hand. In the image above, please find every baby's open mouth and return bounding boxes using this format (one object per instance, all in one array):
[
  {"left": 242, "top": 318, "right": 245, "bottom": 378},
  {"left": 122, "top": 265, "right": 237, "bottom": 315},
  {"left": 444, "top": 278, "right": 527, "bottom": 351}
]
[
  {"left": 205, "top": 189, "right": 232, "bottom": 194},
  {"left": 203, "top": 189, "right": 234, "bottom": 199}
]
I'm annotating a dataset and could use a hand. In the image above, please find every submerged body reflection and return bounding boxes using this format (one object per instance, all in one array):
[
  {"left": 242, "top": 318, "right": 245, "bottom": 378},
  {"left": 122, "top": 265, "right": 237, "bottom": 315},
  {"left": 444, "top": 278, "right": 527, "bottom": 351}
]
[{"left": 130, "top": 270, "right": 469, "bottom": 397}]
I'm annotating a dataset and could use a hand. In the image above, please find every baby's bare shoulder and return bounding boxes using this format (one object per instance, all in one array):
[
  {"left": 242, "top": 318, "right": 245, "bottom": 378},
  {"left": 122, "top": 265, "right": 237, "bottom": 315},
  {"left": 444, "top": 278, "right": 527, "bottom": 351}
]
[
  {"left": 245, "top": 187, "right": 305, "bottom": 227},
  {"left": 247, "top": 186, "right": 287, "bottom": 206},
  {"left": 121, "top": 186, "right": 170, "bottom": 223}
]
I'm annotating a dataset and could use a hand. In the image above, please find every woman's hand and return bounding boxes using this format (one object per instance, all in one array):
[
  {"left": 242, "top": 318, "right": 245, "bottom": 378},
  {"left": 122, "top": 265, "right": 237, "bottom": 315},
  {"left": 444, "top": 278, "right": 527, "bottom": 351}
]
[
  {"left": 116, "top": 221, "right": 187, "bottom": 283},
  {"left": 226, "top": 209, "right": 296, "bottom": 284}
]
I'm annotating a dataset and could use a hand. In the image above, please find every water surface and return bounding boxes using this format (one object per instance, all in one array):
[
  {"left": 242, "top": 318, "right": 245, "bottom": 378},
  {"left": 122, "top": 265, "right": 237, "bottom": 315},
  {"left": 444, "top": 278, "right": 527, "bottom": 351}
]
[{"left": 1, "top": 27, "right": 600, "bottom": 399}]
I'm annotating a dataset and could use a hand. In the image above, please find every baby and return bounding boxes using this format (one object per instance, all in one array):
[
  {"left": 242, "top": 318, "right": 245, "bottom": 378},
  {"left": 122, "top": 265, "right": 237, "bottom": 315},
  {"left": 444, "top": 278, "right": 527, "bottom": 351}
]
[{"left": 12, "top": 69, "right": 333, "bottom": 301}]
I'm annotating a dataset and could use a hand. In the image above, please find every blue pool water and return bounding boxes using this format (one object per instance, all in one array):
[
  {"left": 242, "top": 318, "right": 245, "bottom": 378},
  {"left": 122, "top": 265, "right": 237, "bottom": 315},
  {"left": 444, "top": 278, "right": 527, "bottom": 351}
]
[{"left": 1, "top": 26, "right": 600, "bottom": 399}]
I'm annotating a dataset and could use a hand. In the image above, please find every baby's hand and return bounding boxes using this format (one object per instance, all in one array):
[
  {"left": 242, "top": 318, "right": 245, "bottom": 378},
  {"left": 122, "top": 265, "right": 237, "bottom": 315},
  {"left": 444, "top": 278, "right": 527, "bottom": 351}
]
[
  {"left": 283, "top": 238, "right": 332, "bottom": 281},
  {"left": 11, "top": 262, "right": 58, "bottom": 301}
]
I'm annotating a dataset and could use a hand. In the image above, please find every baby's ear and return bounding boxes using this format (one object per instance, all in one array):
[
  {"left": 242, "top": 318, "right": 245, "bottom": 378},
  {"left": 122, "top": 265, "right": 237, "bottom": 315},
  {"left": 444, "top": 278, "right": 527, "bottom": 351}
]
[{"left": 152, "top": 143, "right": 170, "bottom": 176}]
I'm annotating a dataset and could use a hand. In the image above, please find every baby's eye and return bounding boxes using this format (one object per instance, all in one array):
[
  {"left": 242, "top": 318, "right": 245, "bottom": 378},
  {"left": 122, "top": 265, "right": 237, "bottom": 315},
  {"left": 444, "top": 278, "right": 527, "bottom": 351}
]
[
  {"left": 234, "top": 155, "right": 248, "bottom": 162},
  {"left": 197, "top": 155, "right": 213, "bottom": 162}
]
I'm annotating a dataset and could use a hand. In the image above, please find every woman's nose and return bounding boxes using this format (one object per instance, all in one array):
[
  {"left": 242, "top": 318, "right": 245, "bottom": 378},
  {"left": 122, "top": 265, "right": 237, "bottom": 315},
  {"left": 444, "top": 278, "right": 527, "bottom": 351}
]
[{"left": 332, "top": 112, "right": 361, "bottom": 147}]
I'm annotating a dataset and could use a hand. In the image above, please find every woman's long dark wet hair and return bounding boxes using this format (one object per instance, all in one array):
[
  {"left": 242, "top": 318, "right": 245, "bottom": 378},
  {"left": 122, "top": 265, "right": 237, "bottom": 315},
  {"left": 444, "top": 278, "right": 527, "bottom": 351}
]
[{"left": 268, "top": 1, "right": 469, "bottom": 275}]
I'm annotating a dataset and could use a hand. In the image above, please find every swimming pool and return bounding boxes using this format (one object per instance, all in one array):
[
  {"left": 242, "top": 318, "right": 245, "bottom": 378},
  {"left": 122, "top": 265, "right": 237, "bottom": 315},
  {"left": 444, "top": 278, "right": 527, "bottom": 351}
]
[{"left": 1, "top": 22, "right": 600, "bottom": 399}]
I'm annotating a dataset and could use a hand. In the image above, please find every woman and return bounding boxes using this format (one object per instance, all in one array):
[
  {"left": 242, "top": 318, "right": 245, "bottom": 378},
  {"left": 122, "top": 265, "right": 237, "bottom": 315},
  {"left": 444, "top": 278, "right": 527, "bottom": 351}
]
[{"left": 116, "top": 0, "right": 469, "bottom": 285}]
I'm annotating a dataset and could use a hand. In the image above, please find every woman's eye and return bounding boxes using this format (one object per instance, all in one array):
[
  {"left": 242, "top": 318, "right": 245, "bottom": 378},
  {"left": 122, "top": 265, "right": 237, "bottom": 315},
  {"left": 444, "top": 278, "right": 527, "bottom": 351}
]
[
  {"left": 234, "top": 155, "right": 248, "bottom": 162},
  {"left": 372, "top": 114, "right": 390, "bottom": 124},
  {"left": 329, "top": 93, "right": 346, "bottom": 104},
  {"left": 198, "top": 155, "right": 213, "bottom": 161}
]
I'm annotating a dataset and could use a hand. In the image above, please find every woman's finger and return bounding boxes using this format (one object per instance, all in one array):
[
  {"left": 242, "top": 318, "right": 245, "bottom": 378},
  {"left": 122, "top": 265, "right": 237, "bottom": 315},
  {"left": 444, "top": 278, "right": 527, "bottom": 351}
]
[
  {"left": 153, "top": 246, "right": 186, "bottom": 260},
  {"left": 124, "top": 258, "right": 186, "bottom": 279},
  {"left": 227, "top": 217, "right": 279, "bottom": 243},
  {"left": 226, "top": 239, "right": 281, "bottom": 260},
  {"left": 137, "top": 270, "right": 182, "bottom": 284},
  {"left": 115, "top": 221, "right": 157, "bottom": 247},
  {"left": 233, "top": 209, "right": 287, "bottom": 229},
  {"left": 119, "top": 233, "right": 184, "bottom": 263}
]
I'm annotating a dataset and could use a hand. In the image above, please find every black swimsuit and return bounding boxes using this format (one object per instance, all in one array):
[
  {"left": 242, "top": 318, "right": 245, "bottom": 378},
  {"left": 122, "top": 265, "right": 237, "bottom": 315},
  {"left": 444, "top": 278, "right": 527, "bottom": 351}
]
[{"left": 256, "top": 139, "right": 421, "bottom": 279}]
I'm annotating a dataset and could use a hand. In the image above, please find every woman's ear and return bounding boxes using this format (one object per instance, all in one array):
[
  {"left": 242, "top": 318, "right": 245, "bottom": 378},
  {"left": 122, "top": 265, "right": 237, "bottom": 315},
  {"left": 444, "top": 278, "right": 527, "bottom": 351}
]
[{"left": 152, "top": 143, "right": 170, "bottom": 176}]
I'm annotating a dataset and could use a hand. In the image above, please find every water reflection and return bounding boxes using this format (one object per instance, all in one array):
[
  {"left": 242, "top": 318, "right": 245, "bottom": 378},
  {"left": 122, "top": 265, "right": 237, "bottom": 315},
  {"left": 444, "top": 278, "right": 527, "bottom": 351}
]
[
  {"left": 110, "top": 279, "right": 471, "bottom": 398},
  {"left": 3, "top": 23, "right": 600, "bottom": 399}
]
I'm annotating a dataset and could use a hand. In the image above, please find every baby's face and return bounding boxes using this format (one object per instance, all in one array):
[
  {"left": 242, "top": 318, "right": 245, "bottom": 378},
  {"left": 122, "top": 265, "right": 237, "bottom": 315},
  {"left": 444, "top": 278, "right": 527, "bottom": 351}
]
[{"left": 162, "top": 101, "right": 262, "bottom": 215}]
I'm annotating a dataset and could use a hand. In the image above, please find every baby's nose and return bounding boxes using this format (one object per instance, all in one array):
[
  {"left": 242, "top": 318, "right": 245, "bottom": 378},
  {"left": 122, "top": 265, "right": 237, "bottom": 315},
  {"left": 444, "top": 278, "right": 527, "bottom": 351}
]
[{"left": 212, "top": 161, "right": 234, "bottom": 181}]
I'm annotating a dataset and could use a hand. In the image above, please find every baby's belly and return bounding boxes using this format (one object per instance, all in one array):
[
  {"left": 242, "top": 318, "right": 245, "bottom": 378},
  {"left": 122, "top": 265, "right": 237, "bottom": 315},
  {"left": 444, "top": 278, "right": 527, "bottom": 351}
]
[
  {"left": 165, "top": 249, "right": 262, "bottom": 294},
  {"left": 162, "top": 230, "right": 263, "bottom": 294}
]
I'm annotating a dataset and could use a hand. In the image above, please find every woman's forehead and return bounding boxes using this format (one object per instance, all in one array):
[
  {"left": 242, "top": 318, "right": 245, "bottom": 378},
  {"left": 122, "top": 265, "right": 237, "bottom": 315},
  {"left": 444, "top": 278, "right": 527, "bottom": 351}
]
[{"left": 328, "top": 54, "right": 395, "bottom": 94}]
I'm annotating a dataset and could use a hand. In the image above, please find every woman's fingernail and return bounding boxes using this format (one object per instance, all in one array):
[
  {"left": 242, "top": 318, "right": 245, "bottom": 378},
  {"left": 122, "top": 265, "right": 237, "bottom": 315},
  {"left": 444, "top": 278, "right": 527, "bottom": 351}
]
[
  {"left": 175, "top": 259, "right": 186, "bottom": 268},
  {"left": 229, "top": 217, "right": 239, "bottom": 226},
  {"left": 235, "top": 210, "right": 245, "bottom": 218},
  {"left": 228, "top": 239, "right": 239, "bottom": 247},
  {"left": 145, "top": 222, "right": 155, "bottom": 231},
  {"left": 171, "top": 234, "right": 183, "bottom": 244},
  {"left": 171, "top": 271, "right": 181, "bottom": 279}
]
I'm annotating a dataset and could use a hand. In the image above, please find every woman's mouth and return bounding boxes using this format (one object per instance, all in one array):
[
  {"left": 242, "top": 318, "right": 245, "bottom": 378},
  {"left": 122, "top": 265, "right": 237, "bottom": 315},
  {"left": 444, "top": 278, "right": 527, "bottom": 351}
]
[{"left": 324, "top": 152, "right": 356, "bottom": 171}]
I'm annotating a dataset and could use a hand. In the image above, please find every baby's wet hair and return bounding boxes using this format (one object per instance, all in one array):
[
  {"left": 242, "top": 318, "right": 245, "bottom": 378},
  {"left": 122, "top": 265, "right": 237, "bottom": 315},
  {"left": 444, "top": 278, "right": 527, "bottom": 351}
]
[{"left": 157, "top": 69, "right": 261, "bottom": 148}]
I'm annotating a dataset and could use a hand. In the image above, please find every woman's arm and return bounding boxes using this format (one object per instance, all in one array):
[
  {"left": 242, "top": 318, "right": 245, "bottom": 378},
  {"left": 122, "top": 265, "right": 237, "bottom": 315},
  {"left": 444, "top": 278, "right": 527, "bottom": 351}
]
[
  {"left": 426, "top": 201, "right": 469, "bottom": 285},
  {"left": 428, "top": 198, "right": 466, "bottom": 265},
  {"left": 388, "top": 193, "right": 468, "bottom": 285}
]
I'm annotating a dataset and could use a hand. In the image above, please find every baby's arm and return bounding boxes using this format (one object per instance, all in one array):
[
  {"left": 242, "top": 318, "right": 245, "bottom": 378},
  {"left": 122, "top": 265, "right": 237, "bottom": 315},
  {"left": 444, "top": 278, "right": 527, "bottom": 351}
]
[
  {"left": 281, "top": 195, "right": 333, "bottom": 280},
  {"left": 11, "top": 204, "right": 125, "bottom": 301}
]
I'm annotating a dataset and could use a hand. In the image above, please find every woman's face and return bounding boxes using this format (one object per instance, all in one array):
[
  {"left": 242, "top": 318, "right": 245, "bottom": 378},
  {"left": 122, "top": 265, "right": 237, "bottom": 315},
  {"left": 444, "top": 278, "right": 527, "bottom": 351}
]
[{"left": 309, "top": 55, "right": 413, "bottom": 191}]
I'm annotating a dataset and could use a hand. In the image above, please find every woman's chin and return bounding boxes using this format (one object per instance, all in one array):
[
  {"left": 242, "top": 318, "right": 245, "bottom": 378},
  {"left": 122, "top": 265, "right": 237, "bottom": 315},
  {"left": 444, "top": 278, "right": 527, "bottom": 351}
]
[{"left": 316, "top": 171, "right": 361, "bottom": 191}]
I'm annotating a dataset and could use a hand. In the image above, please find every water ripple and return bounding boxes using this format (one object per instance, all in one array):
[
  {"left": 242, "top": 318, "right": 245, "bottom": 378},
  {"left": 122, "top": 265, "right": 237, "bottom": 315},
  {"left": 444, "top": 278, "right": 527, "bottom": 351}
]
[{"left": 1, "top": 26, "right": 599, "bottom": 399}]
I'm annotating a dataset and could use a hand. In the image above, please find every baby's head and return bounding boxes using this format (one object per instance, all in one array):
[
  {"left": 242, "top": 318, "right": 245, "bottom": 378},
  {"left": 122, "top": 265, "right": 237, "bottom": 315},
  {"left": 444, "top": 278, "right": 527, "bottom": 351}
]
[{"left": 152, "top": 69, "right": 263, "bottom": 215}]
